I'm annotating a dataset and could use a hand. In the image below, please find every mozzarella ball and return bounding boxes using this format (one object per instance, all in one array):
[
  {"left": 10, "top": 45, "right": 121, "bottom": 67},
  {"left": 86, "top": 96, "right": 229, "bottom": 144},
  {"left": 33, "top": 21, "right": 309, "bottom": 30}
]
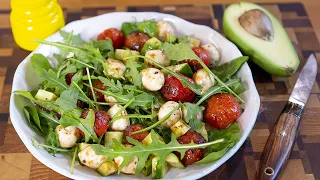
[
  {"left": 158, "top": 101, "right": 182, "bottom": 128},
  {"left": 114, "top": 156, "right": 138, "bottom": 175},
  {"left": 157, "top": 21, "right": 174, "bottom": 41},
  {"left": 78, "top": 145, "right": 106, "bottom": 169},
  {"left": 145, "top": 50, "right": 170, "bottom": 67},
  {"left": 201, "top": 44, "right": 221, "bottom": 67},
  {"left": 107, "top": 104, "right": 130, "bottom": 131},
  {"left": 55, "top": 125, "right": 80, "bottom": 148},
  {"left": 104, "top": 95, "right": 118, "bottom": 105},
  {"left": 105, "top": 58, "right": 126, "bottom": 79},
  {"left": 141, "top": 68, "right": 165, "bottom": 91},
  {"left": 182, "top": 106, "right": 204, "bottom": 121},
  {"left": 193, "top": 69, "right": 215, "bottom": 93}
]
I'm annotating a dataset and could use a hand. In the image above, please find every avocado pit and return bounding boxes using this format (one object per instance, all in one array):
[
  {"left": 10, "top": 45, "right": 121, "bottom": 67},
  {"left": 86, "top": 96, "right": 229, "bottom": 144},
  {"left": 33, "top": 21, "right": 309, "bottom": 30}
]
[{"left": 239, "top": 9, "right": 274, "bottom": 41}]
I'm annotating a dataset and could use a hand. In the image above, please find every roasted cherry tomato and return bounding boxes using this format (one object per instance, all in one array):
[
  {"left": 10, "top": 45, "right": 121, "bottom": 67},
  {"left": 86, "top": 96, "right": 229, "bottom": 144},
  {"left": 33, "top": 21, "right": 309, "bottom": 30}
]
[
  {"left": 124, "top": 32, "right": 150, "bottom": 51},
  {"left": 65, "top": 72, "right": 76, "bottom": 85},
  {"left": 80, "top": 110, "right": 110, "bottom": 136},
  {"left": 160, "top": 74, "right": 195, "bottom": 102},
  {"left": 205, "top": 94, "right": 241, "bottom": 129},
  {"left": 175, "top": 130, "right": 206, "bottom": 165},
  {"left": 181, "top": 47, "right": 210, "bottom": 72},
  {"left": 97, "top": 28, "right": 125, "bottom": 49},
  {"left": 89, "top": 80, "right": 107, "bottom": 102},
  {"left": 124, "top": 124, "right": 149, "bottom": 144}
]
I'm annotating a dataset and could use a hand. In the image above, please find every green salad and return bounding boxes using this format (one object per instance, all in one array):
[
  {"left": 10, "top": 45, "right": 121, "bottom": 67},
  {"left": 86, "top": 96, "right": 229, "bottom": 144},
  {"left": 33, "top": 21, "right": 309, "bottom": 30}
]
[{"left": 16, "top": 19, "right": 248, "bottom": 178}]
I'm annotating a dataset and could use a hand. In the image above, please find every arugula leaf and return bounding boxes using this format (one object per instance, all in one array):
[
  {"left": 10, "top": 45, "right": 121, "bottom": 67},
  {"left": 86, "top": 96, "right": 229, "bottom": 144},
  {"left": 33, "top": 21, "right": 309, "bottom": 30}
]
[
  {"left": 161, "top": 42, "right": 199, "bottom": 61},
  {"left": 92, "top": 87, "right": 154, "bottom": 109},
  {"left": 196, "top": 78, "right": 242, "bottom": 106},
  {"left": 59, "top": 109, "right": 98, "bottom": 142},
  {"left": 58, "top": 62, "right": 77, "bottom": 78},
  {"left": 55, "top": 86, "right": 79, "bottom": 111},
  {"left": 60, "top": 30, "right": 85, "bottom": 47},
  {"left": 90, "top": 39, "right": 114, "bottom": 58},
  {"left": 24, "top": 106, "right": 44, "bottom": 135},
  {"left": 183, "top": 103, "right": 204, "bottom": 123},
  {"left": 125, "top": 59, "right": 142, "bottom": 88},
  {"left": 211, "top": 56, "right": 249, "bottom": 82},
  {"left": 229, "top": 78, "right": 246, "bottom": 95},
  {"left": 121, "top": 22, "right": 138, "bottom": 36},
  {"left": 92, "top": 130, "right": 224, "bottom": 174},
  {"left": 44, "top": 124, "right": 60, "bottom": 156},
  {"left": 195, "top": 123, "right": 240, "bottom": 164},
  {"left": 16, "top": 91, "right": 62, "bottom": 113},
  {"left": 138, "top": 20, "right": 157, "bottom": 37},
  {"left": 39, "top": 69, "right": 68, "bottom": 94},
  {"left": 98, "top": 76, "right": 123, "bottom": 93},
  {"left": 38, "top": 110, "right": 60, "bottom": 125},
  {"left": 31, "top": 54, "right": 51, "bottom": 75},
  {"left": 177, "top": 36, "right": 191, "bottom": 44},
  {"left": 182, "top": 103, "right": 207, "bottom": 140},
  {"left": 53, "top": 30, "right": 83, "bottom": 64}
]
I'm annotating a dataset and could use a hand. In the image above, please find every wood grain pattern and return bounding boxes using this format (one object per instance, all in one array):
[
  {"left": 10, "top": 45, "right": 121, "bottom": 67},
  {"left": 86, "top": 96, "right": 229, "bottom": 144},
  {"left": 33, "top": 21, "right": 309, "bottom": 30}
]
[
  {"left": 257, "top": 102, "right": 303, "bottom": 180},
  {"left": 0, "top": 2, "right": 319, "bottom": 180}
]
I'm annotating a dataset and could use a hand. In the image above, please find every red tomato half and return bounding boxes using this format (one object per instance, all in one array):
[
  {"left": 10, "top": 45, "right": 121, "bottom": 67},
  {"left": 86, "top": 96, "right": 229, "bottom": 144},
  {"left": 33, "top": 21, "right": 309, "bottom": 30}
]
[
  {"left": 89, "top": 80, "right": 107, "bottom": 102},
  {"left": 160, "top": 74, "right": 195, "bottom": 102},
  {"left": 80, "top": 110, "right": 110, "bottom": 136},
  {"left": 97, "top": 28, "right": 125, "bottom": 49},
  {"left": 181, "top": 47, "right": 210, "bottom": 72},
  {"left": 205, "top": 94, "right": 241, "bottom": 129}
]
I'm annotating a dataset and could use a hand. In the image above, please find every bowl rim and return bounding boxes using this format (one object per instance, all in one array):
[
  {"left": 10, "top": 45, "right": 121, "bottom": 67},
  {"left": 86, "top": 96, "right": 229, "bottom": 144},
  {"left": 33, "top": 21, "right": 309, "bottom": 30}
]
[{"left": 9, "top": 11, "right": 260, "bottom": 180}]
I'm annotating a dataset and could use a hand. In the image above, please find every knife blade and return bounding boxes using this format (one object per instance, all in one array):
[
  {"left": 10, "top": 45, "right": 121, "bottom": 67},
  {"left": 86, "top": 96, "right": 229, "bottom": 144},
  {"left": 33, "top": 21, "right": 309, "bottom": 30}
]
[{"left": 256, "top": 54, "right": 318, "bottom": 180}]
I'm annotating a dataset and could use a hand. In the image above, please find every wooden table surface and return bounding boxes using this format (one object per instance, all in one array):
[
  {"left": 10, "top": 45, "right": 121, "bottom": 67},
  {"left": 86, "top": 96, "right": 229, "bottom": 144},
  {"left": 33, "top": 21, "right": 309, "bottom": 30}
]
[{"left": 0, "top": 0, "right": 320, "bottom": 180}]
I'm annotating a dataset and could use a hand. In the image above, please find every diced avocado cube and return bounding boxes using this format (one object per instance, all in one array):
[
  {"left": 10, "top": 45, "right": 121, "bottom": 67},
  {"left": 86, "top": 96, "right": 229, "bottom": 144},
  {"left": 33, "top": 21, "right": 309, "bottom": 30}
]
[
  {"left": 141, "top": 37, "right": 162, "bottom": 55},
  {"left": 190, "top": 38, "right": 200, "bottom": 48},
  {"left": 163, "top": 63, "right": 193, "bottom": 77},
  {"left": 152, "top": 156, "right": 168, "bottom": 179},
  {"left": 171, "top": 120, "right": 191, "bottom": 138},
  {"left": 165, "top": 153, "right": 184, "bottom": 169},
  {"left": 104, "top": 131, "right": 124, "bottom": 148},
  {"left": 115, "top": 49, "right": 139, "bottom": 62},
  {"left": 142, "top": 132, "right": 164, "bottom": 146},
  {"left": 165, "top": 33, "right": 177, "bottom": 44},
  {"left": 35, "top": 89, "right": 57, "bottom": 102},
  {"left": 142, "top": 156, "right": 153, "bottom": 176},
  {"left": 201, "top": 126, "right": 208, "bottom": 141},
  {"left": 78, "top": 143, "right": 90, "bottom": 151},
  {"left": 96, "top": 161, "right": 118, "bottom": 176}
]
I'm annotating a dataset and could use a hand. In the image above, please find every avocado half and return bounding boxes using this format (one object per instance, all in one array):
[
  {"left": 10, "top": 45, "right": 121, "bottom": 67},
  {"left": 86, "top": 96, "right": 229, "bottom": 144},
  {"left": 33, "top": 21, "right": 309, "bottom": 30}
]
[{"left": 223, "top": 2, "right": 300, "bottom": 77}]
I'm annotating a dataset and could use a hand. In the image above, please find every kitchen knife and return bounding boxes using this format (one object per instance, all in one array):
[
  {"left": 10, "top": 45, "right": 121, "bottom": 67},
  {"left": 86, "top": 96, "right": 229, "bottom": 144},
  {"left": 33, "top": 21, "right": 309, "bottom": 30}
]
[{"left": 256, "top": 54, "right": 318, "bottom": 180}]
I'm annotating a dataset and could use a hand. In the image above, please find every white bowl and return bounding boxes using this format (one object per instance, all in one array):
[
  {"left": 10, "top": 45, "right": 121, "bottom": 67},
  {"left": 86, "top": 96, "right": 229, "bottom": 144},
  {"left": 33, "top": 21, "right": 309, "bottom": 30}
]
[{"left": 10, "top": 12, "right": 260, "bottom": 180}]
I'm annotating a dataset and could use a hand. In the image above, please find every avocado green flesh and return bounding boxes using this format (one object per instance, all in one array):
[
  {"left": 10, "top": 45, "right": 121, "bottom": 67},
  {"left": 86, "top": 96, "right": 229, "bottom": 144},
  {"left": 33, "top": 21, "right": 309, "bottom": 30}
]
[
  {"left": 104, "top": 131, "right": 124, "bottom": 147},
  {"left": 165, "top": 153, "right": 184, "bottom": 168},
  {"left": 223, "top": 2, "right": 300, "bottom": 77}
]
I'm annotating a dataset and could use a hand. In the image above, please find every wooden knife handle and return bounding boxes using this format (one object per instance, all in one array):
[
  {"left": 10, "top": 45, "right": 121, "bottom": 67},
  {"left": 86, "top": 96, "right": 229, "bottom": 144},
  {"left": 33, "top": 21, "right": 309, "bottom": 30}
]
[{"left": 256, "top": 102, "right": 304, "bottom": 180}]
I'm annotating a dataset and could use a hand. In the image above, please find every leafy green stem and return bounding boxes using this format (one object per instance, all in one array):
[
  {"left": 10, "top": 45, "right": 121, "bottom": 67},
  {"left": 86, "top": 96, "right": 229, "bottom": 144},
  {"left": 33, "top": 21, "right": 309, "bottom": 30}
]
[
  {"left": 132, "top": 104, "right": 181, "bottom": 134},
  {"left": 197, "top": 59, "right": 244, "bottom": 103},
  {"left": 68, "top": 58, "right": 97, "bottom": 70},
  {"left": 71, "top": 145, "right": 78, "bottom": 174},
  {"left": 196, "top": 78, "right": 240, "bottom": 105},
  {"left": 38, "top": 111, "right": 60, "bottom": 124},
  {"left": 112, "top": 114, "right": 154, "bottom": 120},
  {"left": 86, "top": 68, "right": 98, "bottom": 109},
  {"left": 111, "top": 98, "right": 135, "bottom": 123},
  {"left": 72, "top": 81, "right": 95, "bottom": 109},
  {"left": 32, "top": 138, "right": 75, "bottom": 152}
]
